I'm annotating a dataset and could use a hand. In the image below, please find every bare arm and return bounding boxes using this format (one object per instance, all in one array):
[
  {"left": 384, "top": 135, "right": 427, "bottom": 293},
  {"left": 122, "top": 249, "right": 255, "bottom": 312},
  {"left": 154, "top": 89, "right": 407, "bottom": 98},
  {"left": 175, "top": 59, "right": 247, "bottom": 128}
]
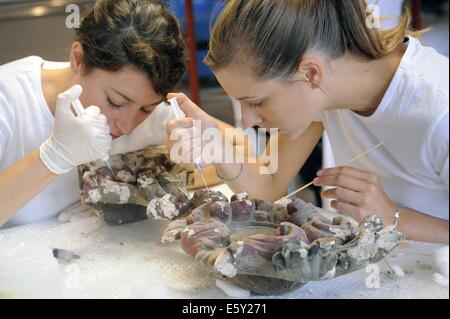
[
  {"left": 215, "top": 122, "right": 324, "bottom": 201},
  {"left": 0, "top": 149, "right": 57, "bottom": 226},
  {"left": 0, "top": 85, "right": 114, "bottom": 227},
  {"left": 317, "top": 166, "right": 449, "bottom": 244},
  {"left": 396, "top": 207, "right": 448, "bottom": 244}
]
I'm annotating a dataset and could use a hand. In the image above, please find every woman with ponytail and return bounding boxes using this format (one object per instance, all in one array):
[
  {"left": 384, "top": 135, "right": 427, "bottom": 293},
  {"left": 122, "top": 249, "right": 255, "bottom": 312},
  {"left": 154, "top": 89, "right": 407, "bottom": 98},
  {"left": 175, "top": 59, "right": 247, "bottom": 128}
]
[{"left": 166, "top": 0, "right": 449, "bottom": 243}]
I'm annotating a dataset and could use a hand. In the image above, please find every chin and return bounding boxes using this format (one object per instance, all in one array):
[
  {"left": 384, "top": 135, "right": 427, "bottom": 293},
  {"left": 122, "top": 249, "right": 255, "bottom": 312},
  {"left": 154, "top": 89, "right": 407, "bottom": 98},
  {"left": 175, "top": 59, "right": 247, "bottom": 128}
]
[
  {"left": 282, "top": 129, "right": 305, "bottom": 141},
  {"left": 110, "top": 134, "right": 121, "bottom": 140}
]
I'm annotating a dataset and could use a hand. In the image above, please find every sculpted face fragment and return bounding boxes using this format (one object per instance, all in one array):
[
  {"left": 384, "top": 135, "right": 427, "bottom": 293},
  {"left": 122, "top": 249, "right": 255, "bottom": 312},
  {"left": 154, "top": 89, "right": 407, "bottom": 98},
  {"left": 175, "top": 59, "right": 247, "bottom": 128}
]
[
  {"left": 78, "top": 146, "right": 192, "bottom": 225},
  {"left": 159, "top": 191, "right": 404, "bottom": 295},
  {"left": 81, "top": 148, "right": 403, "bottom": 295}
]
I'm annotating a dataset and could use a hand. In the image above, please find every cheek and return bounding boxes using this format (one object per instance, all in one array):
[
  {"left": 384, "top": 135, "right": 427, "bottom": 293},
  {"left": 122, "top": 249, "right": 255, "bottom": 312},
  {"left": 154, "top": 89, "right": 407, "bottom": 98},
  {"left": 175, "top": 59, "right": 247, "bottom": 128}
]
[
  {"left": 265, "top": 97, "right": 314, "bottom": 138},
  {"left": 134, "top": 113, "right": 149, "bottom": 128},
  {"left": 266, "top": 100, "right": 301, "bottom": 126}
]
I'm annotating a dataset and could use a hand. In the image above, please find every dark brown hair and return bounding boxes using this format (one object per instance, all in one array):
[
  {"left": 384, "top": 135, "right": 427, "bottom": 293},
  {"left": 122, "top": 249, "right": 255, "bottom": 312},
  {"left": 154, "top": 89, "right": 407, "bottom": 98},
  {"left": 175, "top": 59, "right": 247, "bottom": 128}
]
[
  {"left": 205, "top": 0, "right": 412, "bottom": 80},
  {"left": 76, "top": 0, "right": 187, "bottom": 96}
]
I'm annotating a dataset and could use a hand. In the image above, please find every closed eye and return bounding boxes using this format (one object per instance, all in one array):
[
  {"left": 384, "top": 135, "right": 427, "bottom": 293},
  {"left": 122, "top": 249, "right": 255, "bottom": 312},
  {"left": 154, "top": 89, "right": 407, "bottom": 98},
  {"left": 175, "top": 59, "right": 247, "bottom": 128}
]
[
  {"left": 248, "top": 100, "right": 264, "bottom": 108},
  {"left": 140, "top": 107, "right": 153, "bottom": 115},
  {"left": 106, "top": 97, "right": 122, "bottom": 109}
]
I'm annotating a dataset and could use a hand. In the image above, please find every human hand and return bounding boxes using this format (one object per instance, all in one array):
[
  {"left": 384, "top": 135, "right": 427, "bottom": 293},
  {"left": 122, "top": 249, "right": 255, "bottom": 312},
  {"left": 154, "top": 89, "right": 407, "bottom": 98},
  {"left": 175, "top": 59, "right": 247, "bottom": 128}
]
[
  {"left": 40, "top": 85, "right": 112, "bottom": 174},
  {"left": 313, "top": 166, "right": 397, "bottom": 224}
]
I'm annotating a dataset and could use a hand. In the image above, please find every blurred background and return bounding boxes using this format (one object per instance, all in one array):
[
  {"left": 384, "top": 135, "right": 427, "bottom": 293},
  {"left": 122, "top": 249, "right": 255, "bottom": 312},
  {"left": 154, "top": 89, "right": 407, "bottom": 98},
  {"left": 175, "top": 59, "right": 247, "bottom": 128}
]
[{"left": 0, "top": 0, "right": 448, "bottom": 206}]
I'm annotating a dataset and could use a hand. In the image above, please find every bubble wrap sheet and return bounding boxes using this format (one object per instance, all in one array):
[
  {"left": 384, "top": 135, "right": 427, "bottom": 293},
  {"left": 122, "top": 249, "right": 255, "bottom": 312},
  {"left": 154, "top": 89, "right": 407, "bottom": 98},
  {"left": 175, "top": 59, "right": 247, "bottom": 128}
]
[{"left": 0, "top": 185, "right": 448, "bottom": 299}]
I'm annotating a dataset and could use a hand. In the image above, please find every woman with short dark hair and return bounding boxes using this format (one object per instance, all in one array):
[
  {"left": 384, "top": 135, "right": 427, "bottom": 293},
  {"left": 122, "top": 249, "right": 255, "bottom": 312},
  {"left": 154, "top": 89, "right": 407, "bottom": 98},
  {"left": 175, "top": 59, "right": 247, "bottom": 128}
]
[{"left": 0, "top": 0, "right": 187, "bottom": 226}]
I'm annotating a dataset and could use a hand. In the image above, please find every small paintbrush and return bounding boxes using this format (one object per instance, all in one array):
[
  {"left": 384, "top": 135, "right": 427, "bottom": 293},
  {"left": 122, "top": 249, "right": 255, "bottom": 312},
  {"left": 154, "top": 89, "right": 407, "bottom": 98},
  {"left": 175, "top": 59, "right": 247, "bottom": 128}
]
[{"left": 275, "top": 142, "right": 384, "bottom": 204}]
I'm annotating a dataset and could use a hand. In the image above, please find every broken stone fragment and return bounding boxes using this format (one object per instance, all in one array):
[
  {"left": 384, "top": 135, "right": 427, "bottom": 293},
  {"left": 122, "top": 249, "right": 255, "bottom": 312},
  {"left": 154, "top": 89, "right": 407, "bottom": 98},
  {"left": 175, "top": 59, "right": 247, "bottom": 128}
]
[
  {"left": 174, "top": 192, "right": 192, "bottom": 216},
  {"left": 301, "top": 223, "right": 335, "bottom": 243},
  {"left": 209, "top": 201, "right": 233, "bottom": 224},
  {"left": 160, "top": 190, "right": 403, "bottom": 295},
  {"left": 115, "top": 168, "right": 136, "bottom": 184},
  {"left": 271, "top": 205, "right": 290, "bottom": 224},
  {"left": 162, "top": 219, "right": 188, "bottom": 243},
  {"left": 254, "top": 199, "right": 273, "bottom": 212},
  {"left": 137, "top": 171, "right": 167, "bottom": 200},
  {"left": 81, "top": 174, "right": 147, "bottom": 206},
  {"left": 254, "top": 210, "right": 275, "bottom": 223},
  {"left": 157, "top": 172, "right": 186, "bottom": 196},
  {"left": 186, "top": 203, "right": 211, "bottom": 225},
  {"left": 359, "top": 214, "right": 384, "bottom": 233},
  {"left": 95, "top": 166, "right": 118, "bottom": 181},
  {"left": 180, "top": 221, "right": 232, "bottom": 257},
  {"left": 271, "top": 237, "right": 338, "bottom": 282},
  {"left": 147, "top": 194, "right": 180, "bottom": 220},
  {"left": 230, "top": 199, "right": 255, "bottom": 221},
  {"left": 287, "top": 198, "right": 318, "bottom": 226},
  {"left": 331, "top": 215, "right": 359, "bottom": 239},
  {"left": 191, "top": 189, "right": 228, "bottom": 208},
  {"left": 78, "top": 145, "right": 192, "bottom": 225},
  {"left": 231, "top": 191, "right": 249, "bottom": 203}
]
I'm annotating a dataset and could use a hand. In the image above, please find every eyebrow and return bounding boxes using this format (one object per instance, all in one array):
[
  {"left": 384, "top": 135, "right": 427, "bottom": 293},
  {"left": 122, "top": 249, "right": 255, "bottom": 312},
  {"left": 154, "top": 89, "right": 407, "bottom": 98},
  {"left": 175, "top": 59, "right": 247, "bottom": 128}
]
[
  {"left": 143, "top": 99, "right": 164, "bottom": 109},
  {"left": 236, "top": 95, "right": 258, "bottom": 101},
  {"left": 110, "top": 87, "right": 163, "bottom": 108},
  {"left": 111, "top": 88, "right": 133, "bottom": 103}
]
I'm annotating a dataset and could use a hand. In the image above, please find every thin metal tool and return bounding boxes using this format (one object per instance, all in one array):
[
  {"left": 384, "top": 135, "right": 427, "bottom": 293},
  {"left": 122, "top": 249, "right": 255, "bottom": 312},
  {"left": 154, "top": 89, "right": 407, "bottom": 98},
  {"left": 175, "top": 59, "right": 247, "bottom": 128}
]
[
  {"left": 275, "top": 142, "right": 384, "bottom": 204},
  {"left": 102, "top": 157, "right": 118, "bottom": 182},
  {"left": 169, "top": 97, "right": 211, "bottom": 197},
  {"left": 72, "top": 99, "right": 117, "bottom": 181},
  {"left": 195, "top": 160, "right": 212, "bottom": 195}
]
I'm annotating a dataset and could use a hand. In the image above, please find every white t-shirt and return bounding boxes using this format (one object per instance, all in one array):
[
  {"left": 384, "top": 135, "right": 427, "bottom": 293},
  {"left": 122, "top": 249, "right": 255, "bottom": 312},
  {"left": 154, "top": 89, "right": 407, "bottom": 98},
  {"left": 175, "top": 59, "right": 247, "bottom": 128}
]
[
  {"left": 317, "top": 37, "right": 449, "bottom": 221},
  {"left": 0, "top": 56, "right": 171, "bottom": 227}
]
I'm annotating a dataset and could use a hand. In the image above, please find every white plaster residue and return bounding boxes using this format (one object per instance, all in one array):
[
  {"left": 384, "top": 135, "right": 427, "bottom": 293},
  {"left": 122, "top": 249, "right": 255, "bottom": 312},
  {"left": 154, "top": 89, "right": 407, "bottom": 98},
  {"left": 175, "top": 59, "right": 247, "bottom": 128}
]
[
  {"left": 322, "top": 266, "right": 336, "bottom": 280},
  {"left": 187, "top": 228, "right": 196, "bottom": 238},
  {"left": 116, "top": 170, "right": 134, "bottom": 183},
  {"left": 103, "top": 184, "right": 130, "bottom": 204},
  {"left": 88, "top": 189, "right": 101, "bottom": 203},
  {"left": 138, "top": 175, "right": 154, "bottom": 189}
]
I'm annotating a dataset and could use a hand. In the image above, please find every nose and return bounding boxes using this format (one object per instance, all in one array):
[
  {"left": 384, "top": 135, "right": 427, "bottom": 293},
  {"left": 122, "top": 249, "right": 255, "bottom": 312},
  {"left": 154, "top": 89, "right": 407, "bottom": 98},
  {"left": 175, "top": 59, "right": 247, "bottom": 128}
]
[
  {"left": 241, "top": 105, "right": 263, "bottom": 128},
  {"left": 116, "top": 111, "right": 140, "bottom": 135}
]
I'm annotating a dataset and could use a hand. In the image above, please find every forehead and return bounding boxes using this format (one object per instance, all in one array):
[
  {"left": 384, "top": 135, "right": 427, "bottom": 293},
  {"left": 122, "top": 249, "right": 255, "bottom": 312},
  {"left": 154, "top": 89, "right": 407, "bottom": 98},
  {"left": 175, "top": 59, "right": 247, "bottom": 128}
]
[
  {"left": 89, "top": 65, "right": 161, "bottom": 101},
  {"left": 214, "top": 66, "right": 282, "bottom": 99}
]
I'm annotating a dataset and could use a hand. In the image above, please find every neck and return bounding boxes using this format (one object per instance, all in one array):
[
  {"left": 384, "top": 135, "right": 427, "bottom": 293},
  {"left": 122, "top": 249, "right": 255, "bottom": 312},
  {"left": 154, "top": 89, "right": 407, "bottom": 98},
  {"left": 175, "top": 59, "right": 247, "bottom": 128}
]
[
  {"left": 41, "top": 65, "right": 73, "bottom": 115},
  {"left": 325, "top": 44, "right": 406, "bottom": 116}
]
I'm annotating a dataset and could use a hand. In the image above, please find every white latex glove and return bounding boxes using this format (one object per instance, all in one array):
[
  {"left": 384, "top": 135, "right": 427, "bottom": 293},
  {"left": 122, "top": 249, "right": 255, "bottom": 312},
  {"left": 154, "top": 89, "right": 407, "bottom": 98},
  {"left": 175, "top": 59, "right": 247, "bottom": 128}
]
[
  {"left": 110, "top": 102, "right": 173, "bottom": 155},
  {"left": 40, "top": 85, "right": 112, "bottom": 174}
]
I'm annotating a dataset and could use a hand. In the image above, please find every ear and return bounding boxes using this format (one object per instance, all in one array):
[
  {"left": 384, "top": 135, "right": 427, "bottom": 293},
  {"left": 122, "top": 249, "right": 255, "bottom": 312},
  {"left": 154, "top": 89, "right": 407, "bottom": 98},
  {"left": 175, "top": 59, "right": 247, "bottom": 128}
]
[
  {"left": 294, "top": 57, "right": 323, "bottom": 89},
  {"left": 69, "top": 41, "right": 85, "bottom": 74}
]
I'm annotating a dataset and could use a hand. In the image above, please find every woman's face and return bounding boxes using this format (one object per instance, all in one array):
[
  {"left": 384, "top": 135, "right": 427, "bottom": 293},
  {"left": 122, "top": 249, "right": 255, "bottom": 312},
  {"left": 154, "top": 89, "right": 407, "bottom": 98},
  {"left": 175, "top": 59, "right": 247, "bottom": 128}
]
[
  {"left": 75, "top": 65, "right": 163, "bottom": 140},
  {"left": 214, "top": 66, "right": 328, "bottom": 140}
]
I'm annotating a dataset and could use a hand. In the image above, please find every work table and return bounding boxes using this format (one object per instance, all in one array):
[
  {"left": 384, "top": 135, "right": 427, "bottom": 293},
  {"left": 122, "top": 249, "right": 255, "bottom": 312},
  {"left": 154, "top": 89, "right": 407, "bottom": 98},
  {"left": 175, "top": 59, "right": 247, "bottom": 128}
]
[{"left": 0, "top": 185, "right": 448, "bottom": 299}]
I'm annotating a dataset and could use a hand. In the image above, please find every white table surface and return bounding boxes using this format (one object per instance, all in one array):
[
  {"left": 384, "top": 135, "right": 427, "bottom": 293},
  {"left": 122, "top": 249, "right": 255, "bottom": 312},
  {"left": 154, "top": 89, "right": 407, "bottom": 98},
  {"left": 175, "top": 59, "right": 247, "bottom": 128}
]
[{"left": 0, "top": 184, "right": 448, "bottom": 299}]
